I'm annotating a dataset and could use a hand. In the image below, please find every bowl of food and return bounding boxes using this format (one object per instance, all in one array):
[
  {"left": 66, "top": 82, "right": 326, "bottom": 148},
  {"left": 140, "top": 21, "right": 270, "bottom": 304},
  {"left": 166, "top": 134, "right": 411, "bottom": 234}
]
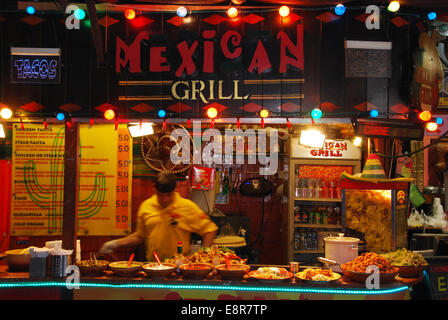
[
  {"left": 395, "top": 265, "right": 428, "bottom": 278},
  {"left": 5, "top": 248, "right": 32, "bottom": 271},
  {"left": 108, "top": 261, "right": 143, "bottom": 277},
  {"left": 215, "top": 264, "right": 250, "bottom": 280},
  {"left": 142, "top": 263, "right": 177, "bottom": 279},
  {"left": 179, "top": 263, "right": 214, "bottom": 280},
  {"left": 75, "top": 260, "right": 109, "bottom": 276},
  {"left": 381, "top": 248, "right": 429, "bottom": 278}
]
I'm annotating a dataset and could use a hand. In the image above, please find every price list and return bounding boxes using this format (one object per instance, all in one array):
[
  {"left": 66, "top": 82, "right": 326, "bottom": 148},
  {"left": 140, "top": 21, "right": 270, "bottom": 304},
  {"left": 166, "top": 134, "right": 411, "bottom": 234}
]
[{"left": 115, "top": 128, "right": 132, "bottom": 230}]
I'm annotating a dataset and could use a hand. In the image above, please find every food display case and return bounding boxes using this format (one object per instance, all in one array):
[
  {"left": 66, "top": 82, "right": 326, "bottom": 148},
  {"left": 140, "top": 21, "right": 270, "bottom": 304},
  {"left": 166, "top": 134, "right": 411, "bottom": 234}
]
[
  {"left": 286, "top": 138, "right": 362, "bottom": 263},
  {"left": 340, "top": 173, "right": 414, "bottom": 253}
]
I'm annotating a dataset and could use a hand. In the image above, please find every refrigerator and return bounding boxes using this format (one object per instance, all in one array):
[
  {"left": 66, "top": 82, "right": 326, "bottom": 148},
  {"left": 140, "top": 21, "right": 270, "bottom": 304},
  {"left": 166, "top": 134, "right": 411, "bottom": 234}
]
[{"left": 285, "top": 137, "right": 362, "bottom": 264}]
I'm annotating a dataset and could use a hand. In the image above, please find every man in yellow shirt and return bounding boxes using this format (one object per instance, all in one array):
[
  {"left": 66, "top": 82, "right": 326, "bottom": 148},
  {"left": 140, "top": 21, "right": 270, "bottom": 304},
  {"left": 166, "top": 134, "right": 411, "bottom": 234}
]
[{"left": 99, "top": 173, "right": 218, "bottom": 261}]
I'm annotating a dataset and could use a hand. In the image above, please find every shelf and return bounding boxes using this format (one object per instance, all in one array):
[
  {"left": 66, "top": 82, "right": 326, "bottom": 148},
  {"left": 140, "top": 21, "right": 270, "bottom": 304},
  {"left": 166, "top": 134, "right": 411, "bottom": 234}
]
[
  {"left": 294, "top": 197, "right": 342, "bottom": 202},
  {"left": 294, "top": 223, "right": 343, "bottom": 228},
  {"left": 294, "top": 250, "right": 324, "bottom": 254}
]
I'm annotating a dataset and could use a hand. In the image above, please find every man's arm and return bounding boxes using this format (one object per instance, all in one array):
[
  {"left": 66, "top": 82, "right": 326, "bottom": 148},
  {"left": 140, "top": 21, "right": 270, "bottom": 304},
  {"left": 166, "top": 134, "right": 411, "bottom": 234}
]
[
  {"left": 201, "top": 230, "right": 217, "bottom": 248},
  {"left": 99, "top": 232, "right": 145, "bottom": 255}
]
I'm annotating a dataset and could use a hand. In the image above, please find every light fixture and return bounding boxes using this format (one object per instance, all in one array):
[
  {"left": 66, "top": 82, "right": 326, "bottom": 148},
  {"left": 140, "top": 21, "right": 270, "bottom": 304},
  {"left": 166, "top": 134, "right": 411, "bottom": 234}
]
[
  {"left": 279, "top": 6, "right": 290, "bottom": 18},
  {"left": 311, "top": 108, "right": 323, "bottom": 120},
  {"left": 370, "top": 109, "right": 379, "bottom": 118},
  {"left": 0, "top": 108, "right": 13, "bottom": 120},
  {"left": 158, "top": 109, "right": 166, "bottom": 118},
  {"left": 334, "top": 4, "right": 346, "bottom": 16},
  {"left": 0, "top": 124, "right": 5, "bottom": 138},
  {"left": 177, "top": 6, "right": 188, "bottom": 18},
  {"left": 436, "top": 117, "right": 443, "bottom": 125},
  {"left": 128, "top": 123, "right": 154, "bottom": 137},
  {"left": 227, "top": 7, "right": 239, "bottom": 19},
  {"left": 259, "top": 109, "right": 269, "bottom": 118},
  {"left": 74, "top": 8, "right": 86, "bottom": 20},
  {"left": 427, "top": 12, "right": 437, "bottom": 21},
  {"left": 418, "top": 110, "right": 432, "bottom": 122},
  {"left": 56, "top": 112, "right": 66, "bottom": 121},
  {"left": 125, "top": 8, "right": 136, "bottom": 20},
  {"left": 26, "top": 6, "right": 36, "bottom": 15},
  {"left": 353, "top": 136, "right": 362, "bottom": 147},
  {"left": 426, "top": 122, "right": 438, "bottom": 132},
  {"left": 104, "top": 109, "right": 115, "bottom": 120},
  {"left": 387, "top": 1, "right": 400, "bottom": 13},
  {"left": 299, "top": 129, "right": 326, "bottom": 149},
  {"left": 206, "top": 107, "right": 218, "bottom": 119}
]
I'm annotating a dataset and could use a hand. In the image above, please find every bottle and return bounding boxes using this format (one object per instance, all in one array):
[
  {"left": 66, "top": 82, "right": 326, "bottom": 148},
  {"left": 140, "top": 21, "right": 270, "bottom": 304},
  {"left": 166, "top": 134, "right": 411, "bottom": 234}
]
[
  {"left": 322, "top": 208, "right": 328, "bottom": 225},
  {"left": 315, "top": 208, "right": 320, "bottom": 225},
  {"left": 299, "top": 232, "right": 305, "bottom": 250},
  {"left": 327, "top": 206, "right": 334, "bottom": 224},
  {"left": 314, "top": 179, "right": 321, "bottom": 198},
  {"left": 302, "top": 210, "right": 308, "bottom": 224},
  {"left": 173, "top": 241, "right": 186, "bottom": 271},
  {"left": 296, "top": 178, "right": 303, "bottom": 198},
  {"left": 335, "top": 180, "right": 341, "bottom": 199},
  {"left": 329, "top": 179, "right": 335, "bottom": 199},
  {"left": 302, "top": 178, "right": 309, "bottom": 198}
]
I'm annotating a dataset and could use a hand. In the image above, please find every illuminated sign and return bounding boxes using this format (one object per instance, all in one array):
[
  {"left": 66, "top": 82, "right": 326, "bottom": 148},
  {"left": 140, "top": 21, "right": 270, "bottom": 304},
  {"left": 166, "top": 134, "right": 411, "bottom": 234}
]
[
  {"left": 11, "top": 47, "right": 61, "bottom": 84},
  {"left": 356, "top": 119, "right": 424, "bottom": 139},
  {"left": 291, "top": 139, "right": 361, "bottom": 160}
]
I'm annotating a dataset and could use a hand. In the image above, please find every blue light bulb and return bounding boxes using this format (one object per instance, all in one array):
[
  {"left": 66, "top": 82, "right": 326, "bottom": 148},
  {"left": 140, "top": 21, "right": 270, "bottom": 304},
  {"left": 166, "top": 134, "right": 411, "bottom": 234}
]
[
  {"left": 56, "top": 113, "right": 65, "bottom": 121},
  {"left": 370, "top": 109, "right": 379, "bottom": 118},
  {"left": 74, "top": 9, "right": 86, "bottom": 20},
  {"left": 427, "top": 12, "right": 437, "bottom": 21},
  {"left": 436, "top": 117, "right": 443, "bottom": 125},
  {"left": 177, "top": 6, "right": 188, "bottom": 18},
  {"left": 311, "top": 108, "right": 323, "bottom": 120},
  {"left": 334, "top": 4, "right": 346, "bottom": 16},
  {"left": 26, "top": 6, "right": 36, "bottom": 15},
  {"left": 158, "top": 109, "right": 166, "bottom": 118}
]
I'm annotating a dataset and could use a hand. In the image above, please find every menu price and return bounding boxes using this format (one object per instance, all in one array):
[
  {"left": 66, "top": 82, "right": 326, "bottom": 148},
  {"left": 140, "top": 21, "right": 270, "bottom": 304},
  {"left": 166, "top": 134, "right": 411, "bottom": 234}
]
[{"left": 115, "top": 128, "right": 132, "bottom": 230}]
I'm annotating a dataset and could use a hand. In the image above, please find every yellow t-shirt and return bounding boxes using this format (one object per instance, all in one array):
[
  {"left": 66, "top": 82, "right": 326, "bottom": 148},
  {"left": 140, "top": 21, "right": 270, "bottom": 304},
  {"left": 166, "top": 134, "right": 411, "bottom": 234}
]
[{"left": 135, "top": 192, "right": 218, "bottom": 262}]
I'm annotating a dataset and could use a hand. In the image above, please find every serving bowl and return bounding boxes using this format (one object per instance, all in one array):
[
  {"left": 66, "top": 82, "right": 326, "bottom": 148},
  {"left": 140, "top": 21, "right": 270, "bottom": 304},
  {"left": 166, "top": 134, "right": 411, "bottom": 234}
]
[
  {"left": 108, "top": 261, "right": 143, "bottom": 277},
  {"left": 4, "top": 249, "right": 31, "bottom": 271},
  {"left": 215, "top": 264, "right": 250, "bottom": 280},
  {"left": 75, "top": 260, "right": 109, "bottom": 276},
  {"left": 394, "top": 265, "right": 428, "bottom": 278},
  {"left": 142, "top": 263, "right": 177, "bottom": 279},
  {"left": 178, "top": 263, "right": 214, "bottom": 280}
]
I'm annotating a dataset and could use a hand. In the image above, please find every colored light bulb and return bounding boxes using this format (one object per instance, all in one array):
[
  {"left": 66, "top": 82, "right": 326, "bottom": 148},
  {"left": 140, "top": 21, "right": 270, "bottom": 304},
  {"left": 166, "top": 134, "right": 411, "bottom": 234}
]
[
  {"left": 56, "top": 113, "right": 65, "bottom": 121},
  {"left": 311, "top": 108, "right": 323, "bottom": 120},
  {"left": 0, "top": 108, "right": 13, "bottom": 120},
  {"left": 387, "top": 1, "right": 400, "bottom": 13},
  {"left": 427, "top": 12, "right": 437, "bottom": 21},
  {"left": 370, "top": 109, "right": 379, "bottom": 118},
  {"left": 227, "top": 7, "right": 238, "bottom": 19},
  {"left": 26, "top": 6, "right": 35, "bottom": 15},
  {"left": 436, "top": 117, "right": 443, "bottom": 125},
  {"left": 426, "top": 122, "right": 438, "bottom": 132},
  {"left": 125, "top": 9, "right": 136, "bottom": 20},
  {"left": 418, "top": 111, "right": 432, "bottom": 122},
  {"left": 104, "top": 109, "right": 115, "bottom": 120},
  {"left": 206, "top": 107, "right": 218, "bottom": 119},
  {"left": 334, "top": 4, "right": 346, "bottom": 16},
  {"left": 279, "top": 6, "right": 290, "bottom": 18},
  {"left": 74, "top": 9, "right": 86, "bottom": 20},
  {"left": 260, "top": 109, "right": 269, "bottom": 118},
  {"left": 158, "top": 109, "right": 166, "bottom": 118},
  {"left": 177, "top": 6, "right": 188, "bottom": 18}
]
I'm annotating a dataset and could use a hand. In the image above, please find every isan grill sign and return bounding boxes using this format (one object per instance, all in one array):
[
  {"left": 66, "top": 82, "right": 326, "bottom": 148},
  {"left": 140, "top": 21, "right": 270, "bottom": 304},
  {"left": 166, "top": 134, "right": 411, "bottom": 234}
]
[{"left": 11, "top": 47, "right": 61, "bottom": 84}]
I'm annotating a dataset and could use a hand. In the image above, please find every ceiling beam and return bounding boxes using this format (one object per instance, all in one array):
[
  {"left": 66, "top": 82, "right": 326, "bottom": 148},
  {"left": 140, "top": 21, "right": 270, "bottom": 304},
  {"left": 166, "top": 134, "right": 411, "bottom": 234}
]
[{"left": 86, "top": 0, "right": 105, "bottom": 64}]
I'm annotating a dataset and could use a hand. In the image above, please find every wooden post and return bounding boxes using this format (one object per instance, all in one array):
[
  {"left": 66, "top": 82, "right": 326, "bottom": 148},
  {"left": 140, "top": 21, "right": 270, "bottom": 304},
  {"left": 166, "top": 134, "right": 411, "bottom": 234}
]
[{"left": 62, "top": 122, "right": 79, "bottom": 259}]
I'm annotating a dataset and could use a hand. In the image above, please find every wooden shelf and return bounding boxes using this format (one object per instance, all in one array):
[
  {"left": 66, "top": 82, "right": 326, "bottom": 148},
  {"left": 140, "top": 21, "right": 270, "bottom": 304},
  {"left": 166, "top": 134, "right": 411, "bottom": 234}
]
[
  {"left": 294, "top": 197, "right": 342, "bottom": 202},
  {"left": 294, "top": 250, "right": 324, "bottom": 254},
  {"left": 294, "top": 223, "right": 343, "bottom": 228}
]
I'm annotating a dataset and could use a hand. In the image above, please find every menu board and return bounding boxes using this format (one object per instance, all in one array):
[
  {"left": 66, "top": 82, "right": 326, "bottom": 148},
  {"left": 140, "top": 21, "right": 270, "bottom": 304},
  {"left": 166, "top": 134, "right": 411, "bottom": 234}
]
[
  {"left": 11, "top": 123, "right": 65, "bottom": 235},
  {"left": 11, "top": 123, "right": 132, "bottom": 236}
]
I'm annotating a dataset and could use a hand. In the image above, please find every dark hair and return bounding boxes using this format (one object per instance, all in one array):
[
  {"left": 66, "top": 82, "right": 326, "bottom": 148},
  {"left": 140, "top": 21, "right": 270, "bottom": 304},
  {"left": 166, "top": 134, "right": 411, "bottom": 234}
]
[{"left": 155, "top": 173, "right": 177, "bottom": 193}]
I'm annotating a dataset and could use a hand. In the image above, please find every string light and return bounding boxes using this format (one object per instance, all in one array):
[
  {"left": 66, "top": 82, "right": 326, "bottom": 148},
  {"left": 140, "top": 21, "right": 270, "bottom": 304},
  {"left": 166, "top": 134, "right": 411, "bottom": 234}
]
[
  {"left": 115, "top": 118, "right": 119, "bottom": 130},
  {"left": 436, "top": 117, "right": 443, "bottom": 125},
  {"left": 227, "top": 7, "right": 239, "bottom": 19},
  {"left": 66, "top": 120, "right": 72, "bottom": 129},
  {"left": 427, "top": 12, "right": 437, "bottom": 21},
  {"left": 125, "top": 8, "right": 136, "bottom": 20},
  {"left": 162, "top": 120, "right": 167, "bottom": 131},
  {"left": 187, "top": 118, "right": 191, "bottom": 128},
  {"left": 311, "top": 108, "right": 323, "bottom": 120},
  {"left": 43, "top": 119, "right": 48, "bottom": 130},
  {"left": 104, "top": 109, "right": 115, "bottom": 120},
  {"left": 279, "top": 6, "right": 290, "bottom": 18},
  {"left": 370, "top": 109, "right": 379, "bottom": 118},
  {"left": 237, "top": 118, "right": 240, "bottom": 129},
  {"left": 26, "top": 6, "right": 36, "bottom": 15},
  {"left": 334, "top": 4, "right": 346, "bottom": 16},
  {"left": 20, "top": 118, "right": 24, "bottom": 130},
  {"left": 426, "top": 122, "right": 438, "bottom": 132},
  {"left": 0, "top": 107, "right": 13, "bottom": 120},
  {"left": 206, "top": 107, "right": 218, "bottom": 119},
  {"left": 387, "top": 1, "right": 400, "bottom": 13},
  {"left": 177, "top": 6, "right": 188, "bottom": 18},
  {"left": 353, "top": 136, "right": 362, "bottom": 147},
  {"left": 287, "top": 118, "right": 292, "bottom": 130},
  {"left": 74, "top": 9, "right": 86, "bottom": 20},
  {"left": 158, "top": 109, "right": 166, "bottom": 118},
  {"left": 90, "top": 118, "right": 94, "bottom": 126},
  {"left": 418, "top": 110, "right": 432, "bottom": 122},
  {"left": 259, "top": 109, "right": 269, "bottom": 118},
  {"left": 56, "top": 112, "right": 65, "bottom": 121}
]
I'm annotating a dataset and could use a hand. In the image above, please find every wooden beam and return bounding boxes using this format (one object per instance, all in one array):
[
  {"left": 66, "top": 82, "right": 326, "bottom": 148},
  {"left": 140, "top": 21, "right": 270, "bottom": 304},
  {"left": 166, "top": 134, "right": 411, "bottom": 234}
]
[
  {"left": 62, "top": 123, "right": 79, "bottom": 260},
  {"left": 86, "top": 0, "right": 105, "bottom": 64}
]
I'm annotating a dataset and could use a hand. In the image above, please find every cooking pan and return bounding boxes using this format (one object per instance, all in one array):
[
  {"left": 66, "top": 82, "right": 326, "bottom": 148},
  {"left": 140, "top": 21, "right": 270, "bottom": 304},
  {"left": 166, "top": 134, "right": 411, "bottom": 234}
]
[{"left": 4, "top": 249, "right": 31, "bottom": 271}]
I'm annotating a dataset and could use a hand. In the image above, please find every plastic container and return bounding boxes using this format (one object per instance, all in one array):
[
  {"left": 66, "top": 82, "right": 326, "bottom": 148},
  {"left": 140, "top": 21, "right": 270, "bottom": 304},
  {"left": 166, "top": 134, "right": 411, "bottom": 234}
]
[
  {"left": 50, "top": 254, "right": 71, "bottom": 277},
  {"left": 29, "top": 257, "right": 48, "bottom": 277},
  {"left": 324, "top": 233, "right": 359, "bottom": 272}
]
